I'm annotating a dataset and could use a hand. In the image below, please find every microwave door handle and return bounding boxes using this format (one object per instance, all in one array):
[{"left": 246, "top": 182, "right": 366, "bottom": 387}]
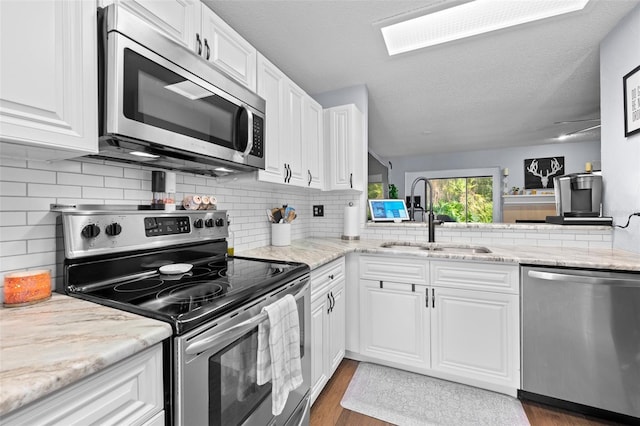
[
  {"left": 184, "top": 282, "right": 308, "bottom": 355},
  {"left": 241, "top": 106, "right": 254, "bottom": 158}
]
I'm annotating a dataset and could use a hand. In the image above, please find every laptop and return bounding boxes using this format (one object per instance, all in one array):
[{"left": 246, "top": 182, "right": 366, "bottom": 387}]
[{"left": 368, "top": 199, "right": 410, "bottom": 222}]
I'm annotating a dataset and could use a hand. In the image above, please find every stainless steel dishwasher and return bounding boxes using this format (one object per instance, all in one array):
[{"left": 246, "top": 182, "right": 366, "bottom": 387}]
[{"left": 521, "top": 266, "right": 640, "bottom": 422}]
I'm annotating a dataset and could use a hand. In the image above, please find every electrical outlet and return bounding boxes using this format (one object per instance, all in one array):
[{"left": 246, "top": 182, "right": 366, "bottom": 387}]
[{"left": 313, "top": 205, "right": 324, "bottom": 217}]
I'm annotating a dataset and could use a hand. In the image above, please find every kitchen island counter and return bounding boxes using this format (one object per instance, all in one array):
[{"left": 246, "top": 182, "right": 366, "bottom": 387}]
[
  {"left": 237, "top": 238, "right": 640, "bottom": 272},
  {"left": 0, "top": 294, "right": 172, "bottom": 416}
]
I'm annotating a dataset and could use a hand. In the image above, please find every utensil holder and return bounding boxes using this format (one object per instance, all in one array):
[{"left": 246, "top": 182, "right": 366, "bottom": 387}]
[{"left": 271, "top": 223, "right": 291, "bottom": 246}]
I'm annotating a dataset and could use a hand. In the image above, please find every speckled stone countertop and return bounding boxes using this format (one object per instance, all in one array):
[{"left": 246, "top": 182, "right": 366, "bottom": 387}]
[
  {"left": 0, "top": 294, "right": 172, "bottom": 416},
  {"left": 238, "top": 238, "right": 640, "bottom": 271}
]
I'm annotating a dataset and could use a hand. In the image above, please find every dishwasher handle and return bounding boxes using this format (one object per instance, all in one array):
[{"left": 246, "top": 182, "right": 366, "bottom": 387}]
[{"left": 527, "top": 269, "right": 640, "bottom": 287}]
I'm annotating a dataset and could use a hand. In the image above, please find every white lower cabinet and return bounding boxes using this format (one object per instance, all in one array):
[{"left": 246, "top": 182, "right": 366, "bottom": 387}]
[
  {"left": 310, "top": 258, "right": 345, "bottom": 405},
  {"left": 431, "top": 286, "right": 519, "bottom": 390},
  {"left": 356, "top": 255, "right": 520, "bottom": 396},
  {"left": 360, "top": 280, "right": 430, "bottom": 369},
  {"left": 1, "top": 344, "right": 165, "bottom": 425}
]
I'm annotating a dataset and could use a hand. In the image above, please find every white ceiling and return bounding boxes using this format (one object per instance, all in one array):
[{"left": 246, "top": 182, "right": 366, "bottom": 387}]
[{"left": 206, "top": 0, "right": 640, "bottom": 159}]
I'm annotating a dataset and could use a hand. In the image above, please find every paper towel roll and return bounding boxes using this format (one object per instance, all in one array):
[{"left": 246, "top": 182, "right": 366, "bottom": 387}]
[{"left": 342, "top": 203, "right": 360, "bottom": 240}]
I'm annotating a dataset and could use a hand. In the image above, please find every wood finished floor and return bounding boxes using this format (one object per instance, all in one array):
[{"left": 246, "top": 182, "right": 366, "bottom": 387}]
[{"left": 310, "top": 359, "right": 622, "bottom": 426}]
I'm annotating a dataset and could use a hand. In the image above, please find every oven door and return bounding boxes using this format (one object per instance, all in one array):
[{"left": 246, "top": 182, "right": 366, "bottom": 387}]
[
  {"left": 103, "top": 29, "right": 264, "bottom": 167},
  {"left": 176, "top": 277, "right": 311, "bottom": 426}
]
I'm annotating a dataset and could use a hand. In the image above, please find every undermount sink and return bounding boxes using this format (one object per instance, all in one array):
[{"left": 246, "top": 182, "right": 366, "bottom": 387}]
[{"left": 379, "top": 242, "right": 492, "bottom": 254}]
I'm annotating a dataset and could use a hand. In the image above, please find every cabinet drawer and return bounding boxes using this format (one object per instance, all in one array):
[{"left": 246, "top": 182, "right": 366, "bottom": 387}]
[
  {"left": 430, "top": 260, "right": 518, "bottom": 293},
  {"left": 359, "top": 255, "right": 428, "bottom": 284},
  {"left": 311, "top": 257, "right": 345, "bottom": 298}
]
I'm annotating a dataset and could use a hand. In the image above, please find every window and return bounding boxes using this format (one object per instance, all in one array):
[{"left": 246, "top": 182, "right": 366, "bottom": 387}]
[
  {"left": 405, "top": 167, "right": 502, "bottom": 223},
  {"left": 429, "top": 176, "right": 493, "bottom": 223}
]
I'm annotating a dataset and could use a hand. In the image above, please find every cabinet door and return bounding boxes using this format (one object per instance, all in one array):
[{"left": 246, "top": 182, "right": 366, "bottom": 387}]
[
  {"left": 281, "top": 80, "right": 306, "bottom": 187},
  {"left": 324, "top": 104, "right": 364, "bottom": 191},
  {"left": 304, "top": 97, "right": 324, "bottom": 189},
  {"left": 310, "top": 293, "right": 329, "bottom": 405},
  {"left": 359, "top": 279, "right": 430, "bottom": 369},
  {"left": 2, "top": 344, "right": 164, "bottom": 425},
  {"left": 113, "top": 0, "right": 201, "bottom": 50},
  {"left": 431, "top": 287, "right": 519, "bottom": 389},
  {"left": 201, "top": 6, "right": 257, "bottom": 91},
  {"left": 0, "top": 0, "right": 98, "bottom": 161},
  {"left": 327, "top": 279, "right": 345, "bottom": 376},
  {"left": 256, "top": 54, "right": 287, "bottom": 184}
]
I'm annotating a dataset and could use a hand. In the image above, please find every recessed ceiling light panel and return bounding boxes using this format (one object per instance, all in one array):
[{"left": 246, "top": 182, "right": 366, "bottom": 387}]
[{"left": 381, "top": 0, "right": 590, "bottom": 55}]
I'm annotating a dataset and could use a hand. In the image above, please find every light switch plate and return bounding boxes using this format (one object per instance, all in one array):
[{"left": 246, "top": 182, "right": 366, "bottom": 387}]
[{"left": 313, "top": 205, "right": 324, "bottom": 217}]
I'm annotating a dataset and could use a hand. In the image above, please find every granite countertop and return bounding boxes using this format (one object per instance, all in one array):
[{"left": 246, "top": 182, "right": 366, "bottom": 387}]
[
  {"left": 0, "top": 294, "right": 172, "bottom": 416},
  {"left": 238, "top": 238, "right": 640, "bottom": 272}
]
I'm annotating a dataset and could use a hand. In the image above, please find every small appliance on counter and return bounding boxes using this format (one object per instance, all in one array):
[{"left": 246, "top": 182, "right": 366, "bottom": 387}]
[{"left": 545, "top": 172, "right": 612, "bottom": 225}]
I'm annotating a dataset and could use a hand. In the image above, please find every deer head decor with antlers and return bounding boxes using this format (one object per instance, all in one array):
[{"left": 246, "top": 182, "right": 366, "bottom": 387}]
[{"left": 526, "top": 157, "right": 564, "bottom": 188}]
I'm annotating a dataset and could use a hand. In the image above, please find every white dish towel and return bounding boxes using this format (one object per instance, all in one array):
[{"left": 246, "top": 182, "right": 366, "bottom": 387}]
[{"left": 256, "top": 294, "right": 303, "bottom": 416}]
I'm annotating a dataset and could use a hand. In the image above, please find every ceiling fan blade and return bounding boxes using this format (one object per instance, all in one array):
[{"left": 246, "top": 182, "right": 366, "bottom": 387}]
[
  {"left": 554, "top": 118, "right": 601, "bottom": 124},
  {"left": 565, "top": 124, "right": 602, "bottom": 136}
]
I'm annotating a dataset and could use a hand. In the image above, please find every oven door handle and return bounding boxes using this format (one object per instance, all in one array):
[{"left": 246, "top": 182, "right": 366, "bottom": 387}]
[{"left": 185, "top": 281, "right": 308, "bottom": 355}]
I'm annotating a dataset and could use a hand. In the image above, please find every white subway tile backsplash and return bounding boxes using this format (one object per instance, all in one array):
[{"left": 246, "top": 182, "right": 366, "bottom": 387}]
[
  {"left": 27, "top": 211, "right": 58, "bottom": 226},
  {"left": 0, "top": 225, "right": 57, "bottom": 242},
  {"left": 0, "top": 251, "right": 56, "bottom": 273},
  {"left": 0, "top": 158, "right": 27, "bottom": 168},
  {"left": 0, "top": 167, "right": 56, "bottom": 183},
  {"left": 29, "top": 183, "right": 81, "bottom": 198},
  {"left": 104, "top": 177, "right": 141, "bottom": 190},
  {"left": 123, "top": 189, "right": 150, "bottom": 201},
  {"left": 81, "top": 162, "right": 123, "bottom": 177},
  {"left": 0, "top": 212, "right": 26, "bottom": 226},
  {"left": 0, "top": 241, "right": 26, "bottom": 256},
  {"left": 0, "top": 182, "right": 26, "bottom": 196},
  {"left": 58, "top": 172, "right": 104, "bottom": 187},
  {"left": 29, "top": 160, "right": 82, "bottom": 173},
  {"left": 84, "top": 187, "right": 124, "bottom": 200},
  {"left": 0, "top": 196, "right": 55, "bottom": 212},
  {"left": 27, "top": 238, "right": 57, "bottom": 253}
]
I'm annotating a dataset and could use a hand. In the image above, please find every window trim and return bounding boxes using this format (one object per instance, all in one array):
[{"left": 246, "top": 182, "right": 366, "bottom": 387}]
[{"left": 404, "top": 167, "right": 502, "bottom": 223}]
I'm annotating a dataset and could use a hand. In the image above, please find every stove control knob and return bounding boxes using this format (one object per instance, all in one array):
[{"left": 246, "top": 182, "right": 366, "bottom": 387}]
[
  {"left": 81, "top": 224, "right": 100, "bottom": 239},
  {"left": 105, "top": 223, "right": 122, "bottom": 236},
  {"left": 194, "top": 219, "right": 204, "bottom": 228},
  {"left": 204, "top": 218, "right": 214, "bottom": 228},
  {"left": 215, "top": 218, "right": 225, "bottom": 227}
]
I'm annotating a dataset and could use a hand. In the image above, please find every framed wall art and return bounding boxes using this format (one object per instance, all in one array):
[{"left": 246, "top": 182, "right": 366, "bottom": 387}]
[
  {"left": 624, "top": 64, "right": 640, "bottom": 137},
  {"left": 524, "top": 157, "right": 564, "bottom": 189}
]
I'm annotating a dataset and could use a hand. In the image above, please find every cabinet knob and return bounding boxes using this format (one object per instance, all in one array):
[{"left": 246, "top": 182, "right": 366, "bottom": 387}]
[{"left": 329, "top": 274, "right": 334, "bottom": 279}]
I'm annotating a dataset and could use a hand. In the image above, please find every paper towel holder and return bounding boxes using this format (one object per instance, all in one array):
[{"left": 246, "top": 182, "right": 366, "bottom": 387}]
[{"left": 342, "top": 202, "right": 361, "bottom": 240}]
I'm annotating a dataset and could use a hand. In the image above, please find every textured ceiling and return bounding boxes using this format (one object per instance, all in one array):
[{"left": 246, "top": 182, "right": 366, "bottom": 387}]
[{"left": 205, "top": 0, "right": 640, "bottom": 158}]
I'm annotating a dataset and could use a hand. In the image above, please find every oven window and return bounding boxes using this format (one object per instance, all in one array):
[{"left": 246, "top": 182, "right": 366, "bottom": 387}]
[
  {"left": 209, "top": 330, "right": 271, "bottom": 425},
  {"left": 122, "top": 48, "right": 243, "bottom": 149}
]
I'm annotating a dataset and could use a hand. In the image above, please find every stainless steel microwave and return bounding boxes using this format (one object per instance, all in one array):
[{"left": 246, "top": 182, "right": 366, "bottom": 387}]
[{"left": 95, "top": 5, "right": 265, "bottom": 176}]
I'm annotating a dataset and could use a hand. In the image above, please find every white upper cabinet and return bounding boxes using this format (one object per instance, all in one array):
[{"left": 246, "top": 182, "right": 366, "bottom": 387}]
[
  {"left": 257, "top": 54, "right": 286, "bottom": 182},
  {"left": 111, "top": 0, "right": 257, "bottom": 91},
  {"left": 111, "top": 0, "right": 201, "bottom": 49},
  {"left": 304, "top": 97, "right": 324, "bottom": 189},
  {"left": 256, "top": 53, "right": 324, "bottom": 189},
  {"left": 324, "top": 104, "right": 365, "bottom": 191},
  {"left": 0, "top": 0, "right": 98, "bottom": 161},
  {"left": 200, "top": 5, "right": 257, "bottom": 91}
]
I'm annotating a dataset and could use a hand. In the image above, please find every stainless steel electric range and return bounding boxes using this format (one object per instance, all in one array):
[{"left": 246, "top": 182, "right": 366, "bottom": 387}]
[{"left": 55, "top": 206, "right": 311, "bottom": 426}]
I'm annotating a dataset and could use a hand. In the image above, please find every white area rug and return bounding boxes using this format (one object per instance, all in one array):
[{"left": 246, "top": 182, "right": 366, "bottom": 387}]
[{"left": 340, "top": 363, "right": 530, "bottom": 426}]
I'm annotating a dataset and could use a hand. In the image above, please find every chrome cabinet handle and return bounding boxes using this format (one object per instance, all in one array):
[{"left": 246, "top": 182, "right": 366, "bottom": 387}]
[
  {"left": 327, "top": 293, "right": 331, "bottom": 314},
  {"left": 330, "top": 291, "right": 335, "bottom": 312},
  {"left": 204, "top": 38, "right": 210, "bottom": 60},
  {"left": 196, "top": 33, "right": 202, "bottom": 55},
  {"left": 349, "top": 173, "right": 353, "bottom": 188},
  {"left": 185, "top": 281, "right": 308, "bottom": 355},
  {"left": 308, "top": 170, "right": 312, "bottom": 186},
  {"left": 432, "top": 288, "right": 435, "bottom": 308},
  {"left": 425, "top": 287, "right": 429, "bottom": 308},
  {"left": 527, "top": 270, "right": 640, "bottom": 287}
]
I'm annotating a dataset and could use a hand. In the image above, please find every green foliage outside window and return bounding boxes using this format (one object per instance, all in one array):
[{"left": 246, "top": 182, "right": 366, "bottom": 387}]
[{"left": 430, "top": 177, "right": 493, "bottom": 223}]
